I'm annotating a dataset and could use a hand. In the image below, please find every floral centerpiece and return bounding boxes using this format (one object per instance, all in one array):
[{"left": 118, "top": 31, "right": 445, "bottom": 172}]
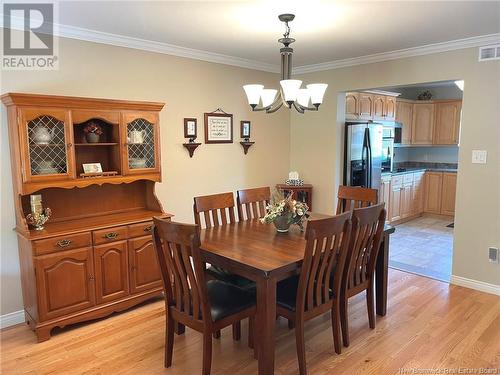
[
  {"left": 83, "top": 122, "right": 103, "bottom": 143},
  {"left": 26, "top": 208, "right": 52, "bottom": 231},
  {"left": 261, "top": 191, "right": 309, "bottom": 233}
]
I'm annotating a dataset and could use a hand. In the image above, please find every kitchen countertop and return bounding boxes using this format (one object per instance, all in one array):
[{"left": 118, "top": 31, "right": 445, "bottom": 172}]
[{"left": 382, "top": 168, "right": 457, "bottom": 176}]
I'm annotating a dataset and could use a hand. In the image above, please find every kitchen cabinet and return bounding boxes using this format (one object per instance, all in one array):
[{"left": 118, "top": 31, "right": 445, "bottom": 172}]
[
  {"left": 384, "top": 96, "right": 397, "bottom": 121},
  {"left": 373, "top": 95, "right": 386, "bottom": 120},
  {"left": 412, "top": 103, "right": 435, "bottom": 145},
  {"left": 433, "top": 101, "right": 461, "bottom": 145},
  {"left": 379, "top": 175, "right": 391, "bottom": 222},
  {"left": 345, "top": 92, "right": 359, "bottom": 119},
  {"left": 396, "top": 100, "right": 413, "bottom": 144},
  {"left": 441, "top": 173, "right": 457, "bottom": 215},
  {"left": 400, "top": 173, "right": 414, "bottom": 219},
  {"left": 389, "top": 175, "right": 403, "bottom": 222},
  {"left": 424, "top": 172, "right": 443, "bottom": 214},
  {"left": 412, "top": 172, "right": 425, "bottom": 215},
  {"left": 358, "top": 92, "right": 374, "bottom": 120}
]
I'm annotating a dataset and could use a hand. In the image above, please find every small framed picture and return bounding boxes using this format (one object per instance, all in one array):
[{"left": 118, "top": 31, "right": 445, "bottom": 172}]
[
  {"left": 184, "top": 118, "right": 197, "bottom": 139},
  {"left": 82, "top": 163, "right": 103, "bottom": 174},
  {"left": 240, "top": 121, "right": 251, "bottom": 139},
  {"left": 204, "top": 113, "right": 233, "bottom": 144}
]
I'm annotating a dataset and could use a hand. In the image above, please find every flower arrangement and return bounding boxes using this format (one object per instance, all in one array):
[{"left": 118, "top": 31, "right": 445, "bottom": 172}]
[
  {"left": 261, "top": 190, "right": 309, "bottom": 232},
  {"left": 26, "top": 207, "right": 52, "bottom": 231},
  {"left": 83, "top": 122, "right": 103, "bottom": 135}
]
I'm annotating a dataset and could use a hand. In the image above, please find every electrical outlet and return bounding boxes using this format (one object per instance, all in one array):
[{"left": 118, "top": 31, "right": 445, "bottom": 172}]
[
  {"left": 472, "top": 150, "right": 487, "bottom": 164},
  {"left": 489, "top": 247, "right": 499, "bottom": 263}
]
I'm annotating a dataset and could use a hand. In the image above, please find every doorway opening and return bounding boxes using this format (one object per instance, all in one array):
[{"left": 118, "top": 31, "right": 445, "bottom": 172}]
[{"left": 343, "top": 80, "right": 462, "bottom": 282}]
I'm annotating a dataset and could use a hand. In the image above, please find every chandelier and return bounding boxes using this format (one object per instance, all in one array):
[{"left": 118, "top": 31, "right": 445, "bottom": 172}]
[{"left": 243, "top": 14, "right": 328, "bottom": 114}]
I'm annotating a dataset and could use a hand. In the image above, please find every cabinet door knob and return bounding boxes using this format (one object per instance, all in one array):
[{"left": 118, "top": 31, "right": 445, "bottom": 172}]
[
  {"left": 57, "top": 239, "right": 72, "bottom": 248},
  {"left": 144, "top": 225, "right": 153, "bottom": 232},
  {"left": 103, "top": 232, "right": 119, "bottom": 239}
]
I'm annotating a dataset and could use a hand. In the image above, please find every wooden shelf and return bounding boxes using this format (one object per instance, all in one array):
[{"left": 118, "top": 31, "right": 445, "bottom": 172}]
[
  {"left": 75, "top": 143, "right": 119, "bottom": 146},
  {"left": 20, "top": 209, "right": 172, "bottom": 240}
]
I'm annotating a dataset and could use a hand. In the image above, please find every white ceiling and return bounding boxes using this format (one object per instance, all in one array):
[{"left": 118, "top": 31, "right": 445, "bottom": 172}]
[{"left": 56, "top": 1, "right": 500, "bottom": 68}]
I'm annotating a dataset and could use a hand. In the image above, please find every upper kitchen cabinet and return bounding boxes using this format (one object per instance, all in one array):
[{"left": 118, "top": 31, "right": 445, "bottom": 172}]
[
  {"left": 396, "top": 100, "right": 413, "bottom": 144},
  {"left": 384, "top": 96, "right": 397, "bottom": 121},
  {"left": 358, "top": 92, "right": 374, "bottom": 120},
  {"left": 345, "top": 92, "right": 360, "bottom": 120},
  {"left": 345, "top": 91, "right": 398, "bottom": 121},
  {"left": 433, "top": 100, "right": 461, "bottom": 145},
  {"left": 18, "top": 108, "right": 75, "bottom": 184},
  {"left": 411, "top": 103, "right": 435, "bottom": 145}
]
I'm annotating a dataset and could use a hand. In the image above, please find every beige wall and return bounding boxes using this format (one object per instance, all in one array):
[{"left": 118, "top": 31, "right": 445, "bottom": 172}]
[
  {"left": 0, "top": 37, "right": 290, "bottom": 315},
  {"left": 290, "top": 47, "right": 500, "bottom": 286}
]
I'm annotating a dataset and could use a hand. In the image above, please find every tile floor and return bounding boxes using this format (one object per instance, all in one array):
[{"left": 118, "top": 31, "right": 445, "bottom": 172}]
[{"left": 389, "top": 215, "right": 454, "bottom": 282}]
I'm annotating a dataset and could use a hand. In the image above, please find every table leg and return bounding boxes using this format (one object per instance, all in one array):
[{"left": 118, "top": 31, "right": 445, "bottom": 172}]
[
  {"left": 375, "top": 232, "right": 389, "bottom": 316},
  {"left": 256, "top": 276, "right": 277, "bottom": 375}
]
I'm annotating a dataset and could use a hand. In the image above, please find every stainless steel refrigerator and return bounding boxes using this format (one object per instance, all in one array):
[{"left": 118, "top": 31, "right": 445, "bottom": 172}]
[{"left": 344, "top": 121, "right": 383, "bottom": 191}]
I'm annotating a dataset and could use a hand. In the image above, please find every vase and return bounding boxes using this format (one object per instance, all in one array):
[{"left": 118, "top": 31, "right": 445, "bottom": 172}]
[
  {"left": 86, "top": 133, "right": 100, "bottom": 143},
  {"left": 273, "top": 216, "right": 291, "bottom": 233}
]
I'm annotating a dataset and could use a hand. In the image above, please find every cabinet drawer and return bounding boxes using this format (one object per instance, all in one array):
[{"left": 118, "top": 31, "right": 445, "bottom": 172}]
[
  {"left": 93, "top": 226, "right": 128, "bottom": 245},
  {"left": 403, "top": 173, "right": 414, "bottom": 185},
  {"left": 34, "top": 232, "right": 92, "bottom": 256},
  {"left": 391, "top": 175, "right": 403, "bottom": 189},
  {"left": 128, "top": 221, "right": 154, "bottom": 238}
]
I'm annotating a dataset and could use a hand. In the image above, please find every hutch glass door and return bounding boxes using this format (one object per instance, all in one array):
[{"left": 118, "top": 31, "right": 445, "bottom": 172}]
[
  {"left": 123, "top": 112, "right": 159, "bottom": 174},
  {"left": 20, "top": 108, "right": 74, "bottom": 182}
]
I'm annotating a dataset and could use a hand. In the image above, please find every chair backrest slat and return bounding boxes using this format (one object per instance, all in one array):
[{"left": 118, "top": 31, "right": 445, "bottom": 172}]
[
  {"left": 336, "top": 186, "right": 378, "bottom": 215},
  {"left": 345, "top": 203, "right": 386, "bottom": 291},
  {"left": 153, "top": 219, "right": 211, "bottom": 324},
  {"left": 194, "top": 192, "right": 236, "bottom": 228},
  {"left": 236, "top": 187, "right": 271, "bottom": 221},
  {"left": 295, "top": 212, "right": 352, "bottom": 314}
]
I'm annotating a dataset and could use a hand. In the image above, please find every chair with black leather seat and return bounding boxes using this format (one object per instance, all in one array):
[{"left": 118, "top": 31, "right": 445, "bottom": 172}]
[
  {"left": 152, "top": 218, "right": 256, "bottom": 374},
  {"left": 193, "top": 192, "right": 254, "bottom": 340},
  {"left": 236, "top": 186, "right": 270, "bottom": 221},
  {"left": 276, "top": 212, "right": 352, "bottom": 375},
  {"left": 341, "top": 203, "right": 386, "bottom": 348}
]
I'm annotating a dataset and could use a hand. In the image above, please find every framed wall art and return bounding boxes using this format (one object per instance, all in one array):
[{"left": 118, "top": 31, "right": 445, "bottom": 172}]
[
  {"left": 204, "top": 112, "right": 233, "bottom": 144},
  {"left": 240, "top": 121, "right": 251, "bottom": 139},
  {"left": 184, "top": 118, "right": 197, "bottom": 140}
]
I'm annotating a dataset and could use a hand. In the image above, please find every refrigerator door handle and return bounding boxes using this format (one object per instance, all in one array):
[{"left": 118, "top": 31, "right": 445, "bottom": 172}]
[{"left": 362, "top": 128, "right": 370, "bottom": 187}]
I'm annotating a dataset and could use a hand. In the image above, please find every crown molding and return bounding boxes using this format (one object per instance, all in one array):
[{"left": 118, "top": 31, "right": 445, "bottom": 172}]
[
  {"left": 0, "top": 16, "right": 280, "bottom": 73},
  {"left": 2, "top": 14, "right": 498, "bottom": 75},
  {"left": 293, "top": 33, "right": 500, "bottom": 74}
]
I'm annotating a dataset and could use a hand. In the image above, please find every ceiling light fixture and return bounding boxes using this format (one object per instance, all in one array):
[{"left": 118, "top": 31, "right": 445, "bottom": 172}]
[{"left": 243, "top": 14, "right": 328, "bottom": 114}]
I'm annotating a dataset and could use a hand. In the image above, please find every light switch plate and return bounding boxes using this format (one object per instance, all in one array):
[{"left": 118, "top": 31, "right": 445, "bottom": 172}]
[{"left": 472, "top": 150, "right": 487, "bottom": 164}]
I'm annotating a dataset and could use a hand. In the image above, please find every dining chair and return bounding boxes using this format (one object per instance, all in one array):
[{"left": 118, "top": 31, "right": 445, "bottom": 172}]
[
  {"left": 152, "top": 218, "right": 256, "bottom": 374},
  {"left": 236, "top": 187, "right": 271, "bottom": 221},
  {"left": 336, "top": 185, "right": 378, "bottom": 214},
  {"left": 276, "top": 212, "right": 352, "bottom": 374},
  {"left": 193, "top": 192, "right": 254, "bottom": 340},
  {"left": 341, "top": 203, "right": 386, "bottom": 348}
]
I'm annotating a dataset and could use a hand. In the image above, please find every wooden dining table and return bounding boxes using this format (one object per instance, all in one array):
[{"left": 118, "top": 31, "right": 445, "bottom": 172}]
[{"left": 199, "top": 213, "right": 395, "bottom": 375}]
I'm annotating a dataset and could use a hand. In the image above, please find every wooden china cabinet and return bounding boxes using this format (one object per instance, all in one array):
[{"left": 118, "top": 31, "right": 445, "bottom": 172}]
[{"left": 1, "top": 93, "right": 172, "bottom": 342}]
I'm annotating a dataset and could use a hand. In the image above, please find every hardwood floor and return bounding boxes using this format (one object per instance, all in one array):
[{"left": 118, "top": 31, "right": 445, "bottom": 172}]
[{"left": 1, "top": 269, "right": 499, "bottom": 374}]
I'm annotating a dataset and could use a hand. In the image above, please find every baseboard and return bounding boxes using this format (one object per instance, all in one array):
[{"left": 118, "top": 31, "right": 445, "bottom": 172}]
[
  {"left": 0, "top": 310, "right": 25, "bottom": 329},
  {"left": 451, "top": 275, "right": 500, "bottom": 296}
]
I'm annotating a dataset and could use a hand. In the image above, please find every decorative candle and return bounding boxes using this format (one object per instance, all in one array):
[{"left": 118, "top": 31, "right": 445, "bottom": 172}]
[{"left": 30, "top": 194, "right": 43, "bottom": 215}]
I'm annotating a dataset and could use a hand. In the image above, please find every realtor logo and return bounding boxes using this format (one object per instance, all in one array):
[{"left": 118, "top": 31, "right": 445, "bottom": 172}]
[{"left": 2, "top": 2, "right": 58, "bottom": 69}]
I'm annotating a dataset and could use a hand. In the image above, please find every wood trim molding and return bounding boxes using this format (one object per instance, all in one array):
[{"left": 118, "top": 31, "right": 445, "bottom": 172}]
[
  {"left": 293, "top": 33, "right": 500, "bottom": 74},
  {"left": 0, "top": 310, "right": 25, "bottom": 329},
  {"left": 451, "top": 275, "right": 500, "bottom": 296},
  {"left": 2, "top": 14, "right": 498, "bottom": 74},
  {"left": 1, "top": 93, "right": 165, "bottom": 112}
]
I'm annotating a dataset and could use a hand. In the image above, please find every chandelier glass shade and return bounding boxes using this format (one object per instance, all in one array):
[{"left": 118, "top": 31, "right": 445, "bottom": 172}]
[{"left": 243, "top": 14, "right": 328, "bottom": 114}]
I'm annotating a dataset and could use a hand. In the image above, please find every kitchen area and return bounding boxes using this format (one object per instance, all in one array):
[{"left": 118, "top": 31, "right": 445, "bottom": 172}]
[{"left": 344, "top": 81, "right": 462, "bottom": 282}]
